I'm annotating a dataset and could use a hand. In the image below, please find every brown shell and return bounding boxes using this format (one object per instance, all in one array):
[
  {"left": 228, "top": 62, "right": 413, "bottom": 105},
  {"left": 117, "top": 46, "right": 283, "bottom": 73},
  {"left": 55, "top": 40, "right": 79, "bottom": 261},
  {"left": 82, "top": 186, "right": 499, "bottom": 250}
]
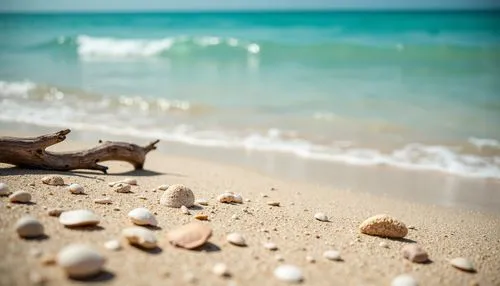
[
  {"left": 359, "top": 214, "right": 408, "bottom": 238},
  {"left": 166, "top": 222, "right": 212, "bottom": 249}
]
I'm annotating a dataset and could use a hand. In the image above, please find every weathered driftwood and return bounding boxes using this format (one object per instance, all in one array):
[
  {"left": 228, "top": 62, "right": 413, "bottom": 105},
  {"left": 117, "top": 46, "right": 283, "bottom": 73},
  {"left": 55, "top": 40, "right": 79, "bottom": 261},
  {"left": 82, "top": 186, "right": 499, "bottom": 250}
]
[{"left": 0, "top": 129, "right": 159, "bottom": 173}]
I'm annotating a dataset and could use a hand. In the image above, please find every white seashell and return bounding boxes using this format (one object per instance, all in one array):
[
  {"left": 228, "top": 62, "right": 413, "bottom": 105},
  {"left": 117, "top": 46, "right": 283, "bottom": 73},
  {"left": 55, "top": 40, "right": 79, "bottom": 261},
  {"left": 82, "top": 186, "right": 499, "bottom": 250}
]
[
  {"left": 157, "top": 184, "right": 169, "bottom": 190},
  {"left": 94, "top": 198, "right": 112, "bottom": 204},
  {"left": 314, "top": 212, "right": 328, "bottom": 222},
  {"left": 195, "top": 198, "right": 209, "bottom": 206},
  {"left": 67, "top": 183, "right": 84, "bottom": 194},
  {"left": 104, "top": 240, "right": 122, "bottom": 251},
  {"left": 15, "top": 216, "right": 44, "bottom": 238},
  {"left": 9, "top": 191, "right": 31, "bottom": 203},
  {"left": 263, "top": 242, "right": 278, "bottom": 251},
  {"left": 391, "top": 274, "right": 419, "bottom": 286},
  {"left": 217, "top": 192, "right": 235, "bottom": 203},
  {"left": 323, "top": 250, "right": 342, "bottom": 261},
  {"left": 59, "top": 210, "right": 100, "bottom": 227},
  {"left": 180, "top": 205, "right": 190, "bottom": 215},
  {"left": 122, "top": 227, "right": 157, "bottom": 249},
  {"left": 127, "top": 208, "right": 158, "bottom": 226},
  {"left": 113, "top": 183, "right": 132, "bottom": 193},
  {"left": 450, "top": 257, "right": 475, "bottom": 272},
  {"left": 160, "top": 184, "right": 195, "bottom": 208},
  {"left": 0, "top": 182, "right": 11, "bottom": 196},
  {"left": 47, "top": 208, "right": 64, "bottom": 217},
  {"left": 226, "top": 232, "right": 246, "bottom": 246},
  {"left": 232, "top": 194, "right": 243, "bottom": 203},
  {"left": 273, "top": 265, "right": 303, "bottom": 283},
  {"left": 57, "top": 244, "right": 105, "bottom": 278},
  {"left": 212, "top": 263, "right": 230, "bottom": 277},
  {"left": 42, "top": 175, "right": 65, "bottom": 186}
]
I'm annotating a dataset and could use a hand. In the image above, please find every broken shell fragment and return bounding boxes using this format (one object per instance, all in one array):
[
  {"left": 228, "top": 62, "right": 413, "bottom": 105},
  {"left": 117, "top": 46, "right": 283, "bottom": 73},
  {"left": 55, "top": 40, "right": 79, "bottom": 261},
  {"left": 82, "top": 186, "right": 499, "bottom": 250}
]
[
  {"left": 267, "top": 201, "right": 280, "bottom": 207},
  {"left": 391, "top": 274, "right": 418, "bottom": 286},
  {"left": 194, "top": 213, "right": 209, "bottom": 221},
  {"left": 195, "top": 198, "right": 209, "bottom": 206},
  {"left": 160, "top": 184, "right": 195, "bottom": 208},
  {"left": 212, "top": 263, "right": 230, "bottom": 277},
  {"left": 273, "top": 265, "right": 303, "bottom": 283},
  {"left": 122, "top": 227, "right": 157, "bottom": 249},
  {"left": 323, "top": 250, "right": 342, "bottom": 261},
  {"left": 314, "top": 212, "right": 328, "bottom": 222},
  {"left": 94, "top": 198, "right": 112, "bottom": 204},
  {"left": 359, "top": 214, "right": 408, "bottom": 238},
  {"left": 166, "top": 222, "right": 212, "bottom": 249}
]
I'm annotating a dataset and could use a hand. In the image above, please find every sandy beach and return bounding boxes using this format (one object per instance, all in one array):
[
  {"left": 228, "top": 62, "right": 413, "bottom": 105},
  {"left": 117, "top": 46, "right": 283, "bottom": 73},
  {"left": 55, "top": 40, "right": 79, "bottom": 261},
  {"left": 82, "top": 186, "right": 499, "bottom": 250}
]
[{"left": 1, "top": 132, "right": 499, "bottom": 286}]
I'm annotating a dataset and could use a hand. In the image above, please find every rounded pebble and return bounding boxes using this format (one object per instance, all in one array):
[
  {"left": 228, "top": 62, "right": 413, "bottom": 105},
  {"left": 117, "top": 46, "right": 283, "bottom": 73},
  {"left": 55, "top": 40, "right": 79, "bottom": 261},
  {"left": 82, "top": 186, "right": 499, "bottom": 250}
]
[
  {"left": 196, "top": 199, "right": 209, "bottom": 206},
  {"left": 180, "top": 205, "right": 190, "bottom": 215},
  {"left": 227, "top": 232, "right": 246, "bottom": 246},
  {"left": 127, "top": 208, "right": 158, "bottom": 226},
  {"left": 9, "top": 191, "right": 31, "bottom": 203},
  {"left": 15, "top": 216, "right": 44, "bottom": 238},
  {"left": 57, "top": 244, "right": 105, "bottom": 278},
  {"left": 306, "top": 256, "right": 315, "bottom": 263},
  {"left": 379, "top": 241, "right": 389, "bottom": 248},
  {"left": 42, "top": 175, "right": 65, "bottom": 186},
  {"left": 166, "top": 222, "right": 212, "bottom": 249},
  {"left": 160, "top": 184, "right": 195, "bottom": 208},
  {"left": 0, "top": 182, "right": 11, "bottom": 196},
  {"left": 113, "top": 183, "right": 132, "bottom": 193},
  {"left": 450, "top": 257, "right": 475, "bottom": 272},
  {"left": 122, "top": 227, "right": 157, "bottom": 249},
  {"left": 47, "top": 208, "right": 64, "bottom": 217},
  {"left": 402, "top": 244, "right": 429, "bottom": 263},
  {"left": 314, "top": 212, "right": 328, "bottom": 222},
  {"left": 157, "top": 184, "right": 169, "bottom": 190},
  {"left": 59, "top": 210, "right": 100, "bottom": 227},
  {"left": 359, "top": 214, "right": 408, "bottom": 238},
  {"left": 263, "top": 242, "right": 278, "bottom": 251},
  {"left": 323, "top": 250, "right": 342, "bottom": 261},
  {"left": 67, "top": 183, "right": 84, "bottom": 194},
  {"left": 273, "top": 265, "right": 303, "bottom": 283},
  {"left": 391, "top": 274, "right": 419, "bottom": 286},
  {"left": 212, "top": 263, "right": 230, "bottom": 277},
  {"left": 104, "top": 239, "right": 122, "bottom": 251}
]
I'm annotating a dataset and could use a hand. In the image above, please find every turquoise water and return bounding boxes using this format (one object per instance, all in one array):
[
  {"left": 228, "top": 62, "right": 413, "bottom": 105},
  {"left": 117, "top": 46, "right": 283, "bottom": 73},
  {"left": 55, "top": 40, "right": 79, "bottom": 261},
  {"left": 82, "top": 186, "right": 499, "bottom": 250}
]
[{"left": 1, "top": 11, "right": 499, "bottom": 178}]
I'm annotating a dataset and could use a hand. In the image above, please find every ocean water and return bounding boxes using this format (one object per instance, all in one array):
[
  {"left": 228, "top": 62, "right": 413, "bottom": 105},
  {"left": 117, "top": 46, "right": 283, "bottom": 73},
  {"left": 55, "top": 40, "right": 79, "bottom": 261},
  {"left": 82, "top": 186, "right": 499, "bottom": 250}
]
[{"left": 0, "top": 11, "right": 499, "bottom": 178}]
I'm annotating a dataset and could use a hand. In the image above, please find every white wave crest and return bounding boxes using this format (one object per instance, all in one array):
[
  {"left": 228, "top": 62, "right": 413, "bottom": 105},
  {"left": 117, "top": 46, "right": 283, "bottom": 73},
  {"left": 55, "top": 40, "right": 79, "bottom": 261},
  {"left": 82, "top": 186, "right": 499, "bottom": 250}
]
[
  {"left": 0, "top": 81, "right": 35, "bottom": 98},
  {"left": 468, "top": 137, "right": 500, "bottom": 149}
]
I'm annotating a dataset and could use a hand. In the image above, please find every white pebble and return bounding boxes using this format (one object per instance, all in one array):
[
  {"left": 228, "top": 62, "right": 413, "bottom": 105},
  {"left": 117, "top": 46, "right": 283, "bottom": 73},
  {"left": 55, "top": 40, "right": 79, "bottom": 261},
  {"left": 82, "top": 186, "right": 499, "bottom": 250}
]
[
  {"left": 227, "top": 232, "right": 246, "bottom": 246},
  {"left": 180, "top": 205, "right": 191, "bottom": 215},
  {"left": 379, "top": 241, "right": 389, "bottom": 248},
  {"left": 15, "top": 216, "right": 44, "bottom": 238},
  {"left": 275, "top": 254, "right": 285, "bottom": 262},
  {"left": 127, "top": 207, "right": 158, "bottom": 226},
  {"left": 273, "top": 265, "right": 303, "bottom": 283},
  {"left": 122, "top": 227, "right": 157, "bottom": 249},
  {"left": 212, "top": 263, "right": 230, "bottom": 277},
  {"left": 196, "top": 198, "right": 209, "bottom": 206},
  {"left": 9, "top": 191, "right": 31, "bottom": 203},
  {"left": 391, "top": 274, "right": 419, "bottom": 286},
  {"left": 450, "top": 257, "right": 475, "bottom": 272},
  {"left": 0, "top": 183, "right": 11, "bottom": 196},
  {"left": 67, "top": 183, "right": 84, "bottom": 194},
  {"left": 263, "top": 242, "right": 278, "bottom": 251},
  {"left": 306, "top": 255, "right": 316, "bottom": 263},
  {"left": 157, "top": 184, "right": 169, "bottom": 190},
  {"left": 59, "top": 210, "right": 100, "bottom": 227},
  {"left": 323, "top": 250, "right": 342, "bottom": 261},
  {"left": 314, "top": 212, "right": 328, "bottom": 222},
  {"left": 104, "top": 239, "right": 122, "bottom": 251},
  {"left": 57, "top": 244, "right": 105, "bottom": 278}
]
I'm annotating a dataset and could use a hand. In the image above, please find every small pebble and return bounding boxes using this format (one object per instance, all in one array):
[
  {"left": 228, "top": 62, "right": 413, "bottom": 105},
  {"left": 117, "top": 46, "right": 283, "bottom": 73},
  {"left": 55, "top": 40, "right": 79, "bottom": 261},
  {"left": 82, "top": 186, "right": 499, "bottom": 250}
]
[
  {"left": 41, "top": 175, "right": 64, "bottom": 186},
  {"left": 59, "top": 209, "right": 100, "bottom": 227},
  {"left": 227, "top": 232, "right": 246, "bottom": 246},
  {"left": 40, "top": 254, "right": 56, "bottom": 265},
  {"left": 47, "top": 208, "right": 64, "bottom": 217},
  {"left": 391, "top": 274, "right": 419, "bottom": 286},
  {"left": 67, "top": 183, "right": 84, "bottom": 194},
  {"left": 104, "top": 239, "right": 122, "bottom": 251},
  {"left": 122, "top": 178, "right": 137, "bottom": 185},
  {"left": 114, "top": 183, "right": 132, "bottom": 193},
  {"left": 127, "top": 207, "right": 158, "bottom": 226},
  {"left": 263, "top": 242, "right": 278, "bottom": 251},
  {"left": 180, "top": 205, "right": 191, "bottom": 215},
  {"left": 212, "top": 263, "right": 230, "bottom": 277},
  {"left": 57, "top": 244, "right": 105, "bottom": 278},
  {"left": 314, "top": 212, "right": 328, "bottom": 222},
  {"left": 0, "top": 182, "right": 11, "bottom": 196},
  {"left": 231, "top": 214, "right": 239, "bottom": 220},
  {"left": 323, "top": 250, "right": 342, "bottom": 261},
  {"left": 15, "top": 216, "right": 44, "bottom": 238},
  {"left": 28, "top": 182, "right": 35, "bottom": 187},
  {"left": 94, "top": 198, "right": 112, "bottom": 204},
  {"left": 260, "top": 193, "right": 268, "bottom": 198},
  {"left": 306, "top": 256, "right": 315, "bottom": 263},
  {"left": 273, "top": 265, "right": 303, "bottom": 283},
  {"left": 9, "top": 191, "right": 31, "bottom": 203},
  {"left": 402, "top": 244, "right": 429, "bottom": 263},
  {"left": 379, "top": 241, "right": 389, "bottom": 248},
  {"left": 30, "top": 248, "right": 43, "bottom": 258},
  {"left": 157, "top": 184, "right": 169, "bottom": 190},
  {"left": 29, "top": 271, "right": 46, "bottom": 285},
  {"left": 359, "top": 214, "right": 408, "bottom": 238},
  {"left": 275, "top": 254, "right": 285, "bottom": 262},
  {"left": 196, "top": 198, "right": 209, "bottom": 206},
  {"left": 217, "top": 192, "right": 243, "bottom": 204},
  {"left": 194, "top": 213, "right": 209, "bottom": 221},
  {"left": 137, "top": 194, "right": 147, "bottom": 200},
  {"left": 122, "top": 227, "right": 157, "bottom": 249},
  {"left": 267, "top": 201, "right": 280, "bottom": 207},
  {"left": 450, "top": 257, "right": 475, "bottom": 272}
]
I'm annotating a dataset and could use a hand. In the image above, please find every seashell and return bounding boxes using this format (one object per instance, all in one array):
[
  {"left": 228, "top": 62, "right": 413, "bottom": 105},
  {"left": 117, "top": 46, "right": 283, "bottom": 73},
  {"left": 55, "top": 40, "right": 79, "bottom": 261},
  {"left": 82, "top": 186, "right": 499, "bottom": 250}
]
[
  {"left": 232, "top": 194, "right": 243, "bottom": 203},
  {"left": 166, "top": 222, "right": 212, "bottom": 249},
  {"left": 104, "top": 240, "right": 122, "bottom": 251},
  {"left": 194, "top": 213, "right": 209, "bottom": 221},
  {"left": 42, "top": 175, "right": 65, "bottom": 186},
  {"left": 180, "top": 205, "right": 190, "bottom": 215},
  {"left": 127, "top": 208, "right": 157, "bottom": 226},
  {"left": 450, "top": 257, "right": 475, "bottom": 272},
  {"left": 57, "top": 244, "right": 105, "bottom": 278},
  {"left": 94, "top": 198, "right": 112, "bottom": 204},
  {"left": 314, "top": 212, "right": 328, "bottom": 222},
  {"left": 15, "top": 216, "right": 44, "bottom": 238},
  {"left": 67, "top": 183, "right": 84, "bottom": 194},
  {"left": 263, "top": 242, "right": 278, "bottom": 251},
  {"left": 323, "top": 250, "right": 342, "bottom": 261},
  {"left": 195, "top": 198, "right": 209, "bottom": 206},
  {"left": 160, "top": 184, "right": 195, "bottom": 208},
  {"left": 391, "top": 274, "right": 419, "bottom": 286},
  {"left": 226, "top": 232, "right": 246, "bottom": 246},
  {"left": 9, "top": 191, "right": 31, "bottom": 203},
  {"left": 267, "top": 201, "right": 280, "bottom": 207},
  {"left": 273, "top": 265, "right": 303, "bottom": 283},
  {"left": 59, "top": 209, "right": 100, "bottom": 227},
  {"left": 113, "top": 183, "right": 132, "bottom": 193},
  {"left": 0, "top": 182, "right": 11, "bottom": 196},
  {"left": 212, "top": 263, "right": 230, "bottom": 277},
  {"left": 402, "top": 244, "right": 429, "bottom": 263},
  {"left": 217, "top": 192, "right": 243, "bottom": 204},
  {"left": 122, "top": 227, "right": 157, "bottom": 249},
  {"left": 359, "top": 214, "right": 408, "bottom": 238},
  {"left": 47, "top": 208, "right": 64, "bottom": 217},
  {"left": 157, "top": 184, "right": 169, "bottom": 190}
]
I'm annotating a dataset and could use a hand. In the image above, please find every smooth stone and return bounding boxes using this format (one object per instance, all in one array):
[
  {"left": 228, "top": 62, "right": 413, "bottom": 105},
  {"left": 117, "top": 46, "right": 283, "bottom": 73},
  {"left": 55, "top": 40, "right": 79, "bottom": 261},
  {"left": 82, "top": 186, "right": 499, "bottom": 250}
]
[
  {"left": 391, "top": 274, "right": 419, "bottom": 286},
  {"left": 402, "top": 244, "right": 429, "bottom": 263},
  {"left": 267, "top": 201, "right": 280, "bottom": 207},
  {"left": 57, "top": 244, "right": 105, "bottom": 278},
  {"left": 359, "top": 214, "right": 408, "bottom": 238},
  {"left": 42, "top": 175, "right": 65, "bottom": 186},
  {"left": 9, "top": 191, "right": 31, "bottom": 203},
  {"left": 113, "top": 183, "right": 132, "bottom": 193},
  {"left": 273, "top": 265, "right": 303, "bottom": 283},
  {"left": 166, "top": 222, "right": 212, "bottom": 249},
  {"left": 15, "top": 216, "right": 44, "bottom": 238},
  {"left": 122, "top": 227, "right": 157, "bottom": 249},
  {"left": 379, "top": 241, "right": 389, "bottom": 248},
  {"left": 263, "top": 242, "right": 278, "bottom": 251},
  {"left": 160, "top": 184, "right": 195, "bottom": 208},
  {"left": 196, "top": 198, "right": 209, "bottom": 206},
  {"left": 94, "top": 198, "right": 112, "bottom": 204},
  {"left": 157, "top": 184, "right": 169, "bottom": 190},
  {"left": 0, "top": 182, "right": 11, "bottom": 196},
  {"left": 180, "top": 205, "right": 191, "bottom": 215},
  {"left": 306, "top": 256, "right": 316, "bottom": 263},
  {"left": 275, "top": 254, "right": 285, "bottom": 261},
  {"left": 47, "top": 208, "right": 64, "bottom": 217},
  {"left": 59, "top": 210, "right": 100, "bottom": 227},
  {"left": 212, "top": 263, "right": 230, "bottom": 277},
  {"left": 232, "top": 194, "right": 243, "bottom": 203},
  {"left": 121, "top": 178, "right": 137, "bottom": 185},
  {"left": 323, "top": 250, "right": 342, "bottom": 261},
  {"left": 450, "top": 257, "right": 475, "bottom": 272},
  {"left": 227, "top": 232, "right": 246, "bottom": 246},
  {"left": 314, "top": 212, "right": 328, "bottom": 222},
  {"left": 67, "top": 183, "right": 84, "bottom": 194},
  {"left": 104, "top": 239, "right": 122, "bottom": 251},
  {"left": 127, "top": 207, "right": 158, "bottom": 226}
]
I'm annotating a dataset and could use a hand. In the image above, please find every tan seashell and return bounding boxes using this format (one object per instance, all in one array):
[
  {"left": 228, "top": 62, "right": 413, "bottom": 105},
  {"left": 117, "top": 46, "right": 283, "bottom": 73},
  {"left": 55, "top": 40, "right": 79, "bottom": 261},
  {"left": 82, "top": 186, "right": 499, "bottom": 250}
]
[
  {"left": 127, "top": 208, "right": 158, "bottom": 226},
  {"left": 402, "top": 244, "right": 429, "bottom": 263},
  {"left": 9, "top": 191, "right": 31, "bottom": 203},
  {"left": 59, "top": 210, "right": 100, "bottom": 227},
  {"left": 160, "top": 184, "right": 195, "bottom": 208},
  {"left": 42, "top": 175, "right": 65, "bottom": 186},
  {"left": 15, "top": 216, "right": 44, "bottom": 238},
  {"left": 67, "top": 183, "right": 84, "bottom": 194},
  {"left": 359, "top": 214, "right": 408, "bottom": 238},
  {"left": 166, "top": 222, "right": 212, "bottom": 249},
  {"left": 122, "top": 227, "right": 157, "bottom": 249},
  {"left": 226, "top": 232, "right": 246, "bottom": 246},
  {"left": 57, "top": 244, "right": 105, "bottom": 278}
]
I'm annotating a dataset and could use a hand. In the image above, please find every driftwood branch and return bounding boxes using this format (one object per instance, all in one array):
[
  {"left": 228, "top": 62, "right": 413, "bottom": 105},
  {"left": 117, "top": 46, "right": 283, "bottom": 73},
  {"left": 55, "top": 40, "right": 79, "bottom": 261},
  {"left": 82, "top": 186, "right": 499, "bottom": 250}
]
[{"left": 0, "top": 129, "right": 159, "bottom": 173}]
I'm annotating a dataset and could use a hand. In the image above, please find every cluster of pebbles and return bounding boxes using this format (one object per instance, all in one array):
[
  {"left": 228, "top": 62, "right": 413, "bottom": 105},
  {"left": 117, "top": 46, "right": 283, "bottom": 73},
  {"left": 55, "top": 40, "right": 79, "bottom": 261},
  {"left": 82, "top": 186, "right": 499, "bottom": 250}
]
[{"left": 2, "top": 176, "right": 479, "bottom": 284}]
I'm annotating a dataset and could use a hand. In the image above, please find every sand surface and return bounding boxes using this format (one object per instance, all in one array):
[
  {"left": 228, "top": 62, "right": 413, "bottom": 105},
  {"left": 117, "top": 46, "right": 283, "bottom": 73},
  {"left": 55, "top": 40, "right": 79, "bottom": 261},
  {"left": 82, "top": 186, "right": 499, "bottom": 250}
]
[{"left": 1, "top": 138, "right": 500, "bottom": 286}]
